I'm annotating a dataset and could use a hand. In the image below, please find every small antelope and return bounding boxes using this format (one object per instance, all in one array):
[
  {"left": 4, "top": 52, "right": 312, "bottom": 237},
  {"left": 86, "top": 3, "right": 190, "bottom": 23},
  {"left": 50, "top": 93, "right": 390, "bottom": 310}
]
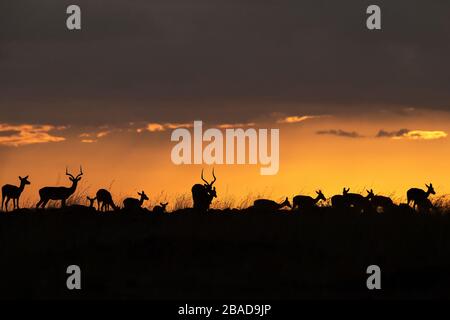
[
  {"left": 1, "top": 175, "right": 31, "bottom": 212},
  {"left": 96, "top": 189, "right": 118, "bottom": 211},
  {"left": 253, "top": 197, "right": 291, "bottom": 211},
  {"left": 87, "top": 196, "right": 96, "bottom": 208},
  {"left": 366, "top": 189, "right": 394, "bottom": 212},
  {"left": 153, "top": 202, "right": 168, "bottom": 214},
  {"left": 123, "top": 191, "right": 149, "bottom": 209},
  {"left": 36, "top": 167, "right": 83, "bottom": 209},
  {"left": 292, "top": 190, "right": 326, "bottom": 210},
  {"left": 407, "top": 183, "right": 435, "bottom": 210},
  {"left": 68, "top": 196, "right": 96, "bottom": 211}
]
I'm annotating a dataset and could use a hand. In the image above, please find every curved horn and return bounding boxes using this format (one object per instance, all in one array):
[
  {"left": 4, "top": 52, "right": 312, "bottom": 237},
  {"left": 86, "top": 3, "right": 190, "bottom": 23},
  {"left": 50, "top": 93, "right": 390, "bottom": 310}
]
[
  {"left": 75, "top": 166, "right": 83, "bottom": 179},
  {"left": 201, "top": 168, "right": 209, "bottom": 185},
  {"left": 65, "top": 167, "right": 75, "bottom": 179},
  {"left": 210, "top": 168, "right": 217, "bottom": 186}
]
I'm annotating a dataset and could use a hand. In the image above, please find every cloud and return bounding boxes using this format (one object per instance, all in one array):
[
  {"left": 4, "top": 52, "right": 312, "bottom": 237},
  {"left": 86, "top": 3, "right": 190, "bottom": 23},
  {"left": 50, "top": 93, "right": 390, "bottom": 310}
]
[
  {"left": 217, "top": 122, "right": 256, "bottom": 129},
  {"left": 376, "top": 129, "right": 410, "bottom": 138},
  {"left": 316, "top": 129, "right": 363, "bottom": 138},
  {"left": 137, "top": 122, "right": 194, "bottom": 133},
  {"left": 79, "top": 129, "right": 113, "bottom": 143},
  {"left": 81, "top": 139, "right": 96, "bottom": 144},
  {"left": 376, "top": 129, "right": 447, "bottom": 140},
  {"left": 277, "top": 115, "right": 327, "bottom": 124},
  {"left": 0, "top": 124, "right": 66, "bottom": 147}
]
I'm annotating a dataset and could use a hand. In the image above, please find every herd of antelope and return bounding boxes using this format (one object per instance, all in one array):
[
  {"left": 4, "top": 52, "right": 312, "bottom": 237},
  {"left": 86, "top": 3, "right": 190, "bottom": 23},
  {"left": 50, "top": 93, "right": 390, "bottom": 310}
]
[{"left": 0, "top": 167, "right": 439, "bottom": 214}]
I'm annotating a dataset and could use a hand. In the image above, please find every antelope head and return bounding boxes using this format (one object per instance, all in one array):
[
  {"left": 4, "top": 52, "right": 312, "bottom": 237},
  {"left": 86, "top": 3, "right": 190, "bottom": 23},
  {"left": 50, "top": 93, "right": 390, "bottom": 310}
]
[
  {"left": 425, "top": 183, "right": 436, "bottom": 195},
  {"left": 138, "top": 191, "right": 149, "bottom": 201},
  {"left": 316, "top": 190, "right": 326, "bottom": 201},
  {"left": 19, "top": 175, "right": 30, "bottom": 186},
  {"left": 366, "top": 189, "right": 374, "bottom": 199},
  {"left": 66, "top": 166, "right": 83, "bottom": 183},
  {"left": 201, "top": 168, "right": 217, "bottom": 198}
]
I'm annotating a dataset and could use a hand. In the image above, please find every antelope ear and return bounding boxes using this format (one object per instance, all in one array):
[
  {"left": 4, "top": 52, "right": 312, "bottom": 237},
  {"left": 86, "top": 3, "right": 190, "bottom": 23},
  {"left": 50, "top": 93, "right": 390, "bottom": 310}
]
[
  {"left": 425, "top": 184, "right": 429, "bottom": 188},
  {"left": 25, "top": 175, "right": 29, "bottom": 179},
  {"left": 19, "top": 176, "right": 22, "bottom": 179},
  {"left": 138, "top": 192, "right": 142, "bottom": 196}
]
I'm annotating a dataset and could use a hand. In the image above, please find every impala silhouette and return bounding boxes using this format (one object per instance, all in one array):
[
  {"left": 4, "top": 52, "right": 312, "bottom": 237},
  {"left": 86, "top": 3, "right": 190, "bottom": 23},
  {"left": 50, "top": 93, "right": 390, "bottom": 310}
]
[
  {"left": 253, "top": 197, "right": 291, "bottom": 211},
  {"left": 36, "top": 167, "right": 83, "bottom": 209},
  {"left": 123, "top": 191, "right": 149, "bottom": 209},
  {"left": 407, "top": 183, "right": 435, "bottom": 210},
  {"left": 96, "top": 189, "right": 118, "bottom": 211},
  {"left": 1, "top": 175, "right": 30, "bottom": 212},
  {"left": 292, "top": 190, "right": 326, "bottom": 210},
  {"left": 192, "top": 169, "right": 217, "bottom": 211}
]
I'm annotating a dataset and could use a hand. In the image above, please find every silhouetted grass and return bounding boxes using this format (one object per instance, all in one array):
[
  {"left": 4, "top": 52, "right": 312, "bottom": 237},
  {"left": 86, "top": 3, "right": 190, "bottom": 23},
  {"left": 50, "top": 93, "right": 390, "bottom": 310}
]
[{"left": 1, "top": 204, "right": 450, "bottom": 299}]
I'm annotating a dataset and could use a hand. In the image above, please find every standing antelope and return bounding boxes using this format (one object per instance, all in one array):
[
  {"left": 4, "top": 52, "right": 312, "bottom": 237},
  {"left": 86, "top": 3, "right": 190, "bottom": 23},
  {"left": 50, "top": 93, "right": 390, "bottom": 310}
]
[
  {"left": 407, "top": 183, "right": 435, "bottom": 210},
  {"left": 292, "top": 190, "right": 326, "bottom": 210},
  {"left": 191, "top": 169, "right": 217, "bottom": 211},
  {"left": 331, "top": 188, "right": 349, "bottom": 209},
  {"left": 340, "top": 188, "right": 371, "bottom": 213},
  {"left": 96, "top": 189, "right": 118, "bottom": 211},
  {"left": 36, "top": 167, "right": 83, "bottom": 209},
  {"left": 1, "top": 175, "right": 31, "bottom": 212},
  {"left": 123, "top": 191, "right": 149, "bottom": 209},
  {"left": 366, "top": 189, "right": 394, "bottom": 212},
  {"left": 253, "top": 197, "right": 291, "bottom": 211},
  {"left": 153, "top": 202, "right": 168, "bottom": 214}
]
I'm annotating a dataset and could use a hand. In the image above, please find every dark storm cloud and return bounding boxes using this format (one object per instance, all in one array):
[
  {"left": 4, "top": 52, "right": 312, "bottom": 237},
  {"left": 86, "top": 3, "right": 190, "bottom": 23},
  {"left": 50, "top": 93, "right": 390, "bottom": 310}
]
[
  {"left": 376, "top": 128, "right": 410, "bottom": 138},
  {"left": 316, "top": 129, "right": 363, "bottom": 138},
  {"left": 1, "top": 0, "right": 450, "bottom": 126}
]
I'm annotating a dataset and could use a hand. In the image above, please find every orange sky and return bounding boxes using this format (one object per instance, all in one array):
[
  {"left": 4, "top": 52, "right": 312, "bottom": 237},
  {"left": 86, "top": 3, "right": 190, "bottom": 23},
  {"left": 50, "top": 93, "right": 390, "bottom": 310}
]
[{"left": 1, "top": 108, "right": 449, "bottom": 210}]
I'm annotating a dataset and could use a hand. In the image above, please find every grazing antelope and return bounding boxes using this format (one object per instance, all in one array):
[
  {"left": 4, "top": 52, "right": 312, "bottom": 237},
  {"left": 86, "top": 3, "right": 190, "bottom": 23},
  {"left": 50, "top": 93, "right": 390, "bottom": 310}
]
[
  {"left": 123, "top": 191, "right": 149, "bottom": 209},
  {"left": 192, "top": 169, "right": 217, "bottom": 211},
  {"left": 1, "top": 175, "right": 31, "bottom": 212},
  {"left": 153, "top": 202, "right": 168, "bottom": 214},
  {"left": 253, "top": 197, "right": 291, "bottom": 211},
  {"left": 96, "top": 189, "right": 118, "bottom": 211},
  {"left": 68, "top": 196, "right": 96, "bottom": 211},
  {"left": 331, "top": 188, "right": 349, "bottom": 209},
  {"left": 407, "top": 183, "right": 435, "bottom": 210},
  {"left": 36, "top": 167, "right": 83, "bottom": 209},
  {"left": 292, "top": 190, "right": 326, "bottom": 210},
  {"left": 366, "top": 189, "right": 394, "bottom": 212}
]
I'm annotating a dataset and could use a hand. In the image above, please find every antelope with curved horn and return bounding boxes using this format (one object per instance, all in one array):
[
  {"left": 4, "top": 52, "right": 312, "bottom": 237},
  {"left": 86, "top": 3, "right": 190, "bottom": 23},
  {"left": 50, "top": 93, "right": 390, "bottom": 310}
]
[
  {"left": 36, "top": 167, "right": 83, "bottom": 209},
  {"left": 1, "top": 175, "right": 31, "bottom": 212},
  {"left": 407, "top": 183, "right": 435, "bottom": 210},
  {"left": 191, "top": 168, "right": 217, "bottom": 211},
  {"left": 292, "top": 190, "right": 326, "bottom": 210}
]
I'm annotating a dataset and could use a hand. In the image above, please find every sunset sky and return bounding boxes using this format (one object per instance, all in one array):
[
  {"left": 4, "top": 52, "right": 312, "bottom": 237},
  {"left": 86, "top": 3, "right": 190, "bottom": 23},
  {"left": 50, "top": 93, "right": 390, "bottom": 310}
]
[{"left": 1, "top": 0, "right": 449, "bottom": 208}]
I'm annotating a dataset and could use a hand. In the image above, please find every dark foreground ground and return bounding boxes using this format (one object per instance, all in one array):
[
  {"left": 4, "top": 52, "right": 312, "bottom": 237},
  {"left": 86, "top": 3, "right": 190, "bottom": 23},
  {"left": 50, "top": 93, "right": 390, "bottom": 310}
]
[{"left": 1, "top": 206, "right": 450, "bottom": 300}]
